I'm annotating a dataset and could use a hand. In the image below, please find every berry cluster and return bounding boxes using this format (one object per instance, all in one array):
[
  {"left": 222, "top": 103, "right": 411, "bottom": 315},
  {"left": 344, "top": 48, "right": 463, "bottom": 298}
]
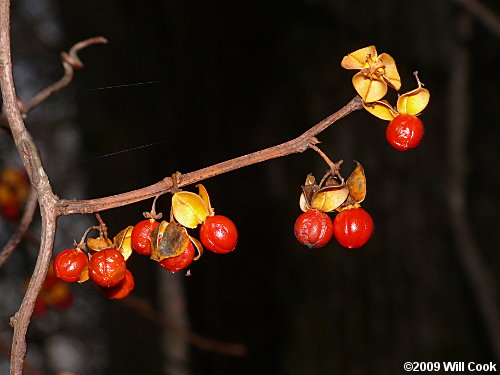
[
  {"left": 294, "top": 162, "right": 374, "bottom": 249},
  {"left": 53, "top": 184, "right": 238, "bottom": 300}
]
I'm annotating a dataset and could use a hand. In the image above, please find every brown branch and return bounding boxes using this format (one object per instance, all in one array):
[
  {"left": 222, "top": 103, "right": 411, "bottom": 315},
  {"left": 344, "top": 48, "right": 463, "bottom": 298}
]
[
  {"left": 58, "top": 95, "right": 363, "bottom": 215},
  {"left": 22, "top": 36, "right": 108, "bottom": 114},
  {"left": 0, "top": 1, "right": 59, "bottom": 374},
  {"left": 0, "top": 187, "right": 37, "bottom": 268},
  {"left": 121, "top": 295, "right": 247, "bottom": 356},
  {"left": 452, "top": 0, "right": 500, "bottom": 37},
  {"left": 0, "top": 333, "right": 47, "bottom": 375}
]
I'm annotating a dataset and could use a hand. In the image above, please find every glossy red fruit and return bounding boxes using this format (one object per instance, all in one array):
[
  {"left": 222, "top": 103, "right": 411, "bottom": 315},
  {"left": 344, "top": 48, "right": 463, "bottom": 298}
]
[
  {"left": 54, "top": 248, "right": 89, "bottom": 283},
  {"left": 294, "top": 209, "right": 333, "bottom": 248},
  {"left": 159, "top": 241, "right": 195, "bottom": 273},
  {"left": 101, "top": 269, "right": 135, "bottom": 299},
  {"left": 88, "top": 248, "right": 126, "bottom": 287},
  {"left": 200, "top": 215, "right": 238, "bottom": 254},
  {"left": 131, "top": 219, "right": 160, "bottom": 255},
  {"left": 386, "top": 114, "right": 424, "bottom": 151},
  {"left": 333, "top": 207, "right": 374, "bottom": 248}
]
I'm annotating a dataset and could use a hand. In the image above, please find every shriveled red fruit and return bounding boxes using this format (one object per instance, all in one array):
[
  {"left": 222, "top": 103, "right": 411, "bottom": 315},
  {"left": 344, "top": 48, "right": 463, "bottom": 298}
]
[
  {"left": 101, "top": 269, "right": 135, "bottom": 299},
  {"left": 386, "top": 114, "right": 424, "bottom": 151},
  {"left": 294, "top": 209, "right": 333, "bottom": 248},
  {"left": 88, "top": 248, "right": 126, "bottom": 287},
  {"left": 131, "top": 219, "right": 160, "bottom": 255},
  {"left": 333, "top": 207, "right": 374, "bottom": 248},
  {"left": 159, "top": 242, "right": 195, "bottom": 273},
  {"left": 200, "top": 215, "right": 238, "bottom": 254},
  {"left": 54, "top": 248, "right": 89, "bottom": 283}
]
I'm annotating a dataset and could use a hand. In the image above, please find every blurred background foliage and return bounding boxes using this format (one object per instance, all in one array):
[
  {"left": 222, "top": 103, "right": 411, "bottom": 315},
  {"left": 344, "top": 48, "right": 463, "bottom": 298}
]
[{"left": 0, "top": 0, "right": 498, "bottom": 374}]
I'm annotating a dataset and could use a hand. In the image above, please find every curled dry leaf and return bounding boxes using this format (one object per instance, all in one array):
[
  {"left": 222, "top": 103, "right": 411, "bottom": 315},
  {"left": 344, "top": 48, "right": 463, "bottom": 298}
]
[
  {"left": 300, "top": 174, "right": 349, "bottom": 213},
  {"left": 188, "top": 235, "right": 204, "bottom": 260},
  {"left": 150, "top": 221, "right": 190, "bottom": 262},
  {"left": 341, "top": 45, "right": 377, "bottom": 70},
  {"left": 87, "top": 236, "right": 113, "bottom": 251},
  {"left": 172, "top": 191, "right": 210, "bottom": 229},
  {"left": 113, "top": 225, "right": 134, "bottom": 261},
  {"left": 362, "top": 100, "right": 397, "bottom": 121},
  {"left": 396, "top": 85, "right": 430, "bottom": 116},
  {"left": 310, "top": 184, "right": 350, "bottom": 212},
  {"left": 352, "top": 72, "right": 387, "bottom": 103},
  {"left": 346, "top": 161, "right": 367, "bottom": 204},
  {"left": 78, "top": 264, "right": 89, "bottom": 283},
  {"left": 196, "top": 184, "right": 214, "bottom": 216},
  {"left": 378, "top": 53, "right": 401, "bottom": 91},
  {"left": 341, "top": 45, "right": 401, "bottom": 103}
]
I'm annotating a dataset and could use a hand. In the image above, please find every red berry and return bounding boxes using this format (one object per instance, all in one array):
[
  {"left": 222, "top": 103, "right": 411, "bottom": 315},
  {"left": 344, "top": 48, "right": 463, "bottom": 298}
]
[
  {"left": 159, "top": 242, "right": 195, "bottom": 273},
  {"left": 33, "top": 299, "right": 47, "bottom": 317},
  {"left": 131, "top": 219, "right": 160, "bottom": 255},
  {"left": 294, "top": 209, "right": 333, "bottom": 248},
  {"left": 54, "top": 248, "right": 89, "bottom": 283},
  {"left": 333, "top": 207, "right": 373, "bottom": 248},
  {"left": 200, "top": 215, "right": 238, "bottom": 254},
  {"left": 0, "top": 203, "right": 20, "bottom": 220},
  {"left": 88, "top": 248, "right": 126, "bottom": 287},
  {"left": 386, "top": 114, "right": 424, "bottom": 151},
  {"left": 101, "top": 269, "right": 135, "bottom": 300}
]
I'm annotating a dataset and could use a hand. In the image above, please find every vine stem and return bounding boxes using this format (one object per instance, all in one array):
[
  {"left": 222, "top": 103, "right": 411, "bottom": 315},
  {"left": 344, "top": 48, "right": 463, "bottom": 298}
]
[
  {"left": 0, "top": 0, "right": 363, "bottom": 372},
  {"left": 0, "top": 188, "right": 37, "bottom": 267},
  {"left": 57, "top": 95, "right": 363, "bottom": 215}
]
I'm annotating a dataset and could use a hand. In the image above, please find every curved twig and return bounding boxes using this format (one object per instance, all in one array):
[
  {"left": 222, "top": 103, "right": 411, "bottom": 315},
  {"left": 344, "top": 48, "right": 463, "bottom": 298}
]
[
  {"left": 452, "top": 0, "right": 500, "bottom": 37},
  {"left": 23, "top": 36, "right": 107, "bottom": 114},
  {"left": 121, "top": 295, "right": 247, "bottom": 356},
  {"left": 0, "top": 187, "right": 37, "bottom": 268},
  {"left": 0, "top": 2, "right": 59, "bottom": 374},
  {"left": 57, "top": 95, "right": 363, "bottom": 215}
]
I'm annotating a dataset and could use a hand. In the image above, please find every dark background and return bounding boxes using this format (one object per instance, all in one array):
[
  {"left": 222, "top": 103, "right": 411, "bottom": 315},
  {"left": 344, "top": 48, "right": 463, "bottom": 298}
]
[{"left": 7, "top": 0, "right": 499, "bottom": 374}]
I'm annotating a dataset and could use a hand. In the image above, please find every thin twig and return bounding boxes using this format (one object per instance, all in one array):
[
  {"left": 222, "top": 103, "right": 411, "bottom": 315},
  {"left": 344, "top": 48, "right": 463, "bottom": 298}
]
[
  {"left": 121, "top": 295, "right": 247, "bottom": 356},
  {"left": 23, "top": 37, "right": 108, "bottom": 114},
  {"left": 0, "top": 1, "right": 59, "bottom": 374},
  {"left": 57, "top": 95, "right": 363, "bottom": 215},
  {"left": 309, "top": 143, "right": 338, "bottom": 171},
  {"left": 0, "top": 188, "right": 37, "bottom": 267},
  {"left": 0, "top": 333, "right": 46, "bottom": 375},
  {"left": 452, "top": 0, "right": 500, "bottom": 37}
]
